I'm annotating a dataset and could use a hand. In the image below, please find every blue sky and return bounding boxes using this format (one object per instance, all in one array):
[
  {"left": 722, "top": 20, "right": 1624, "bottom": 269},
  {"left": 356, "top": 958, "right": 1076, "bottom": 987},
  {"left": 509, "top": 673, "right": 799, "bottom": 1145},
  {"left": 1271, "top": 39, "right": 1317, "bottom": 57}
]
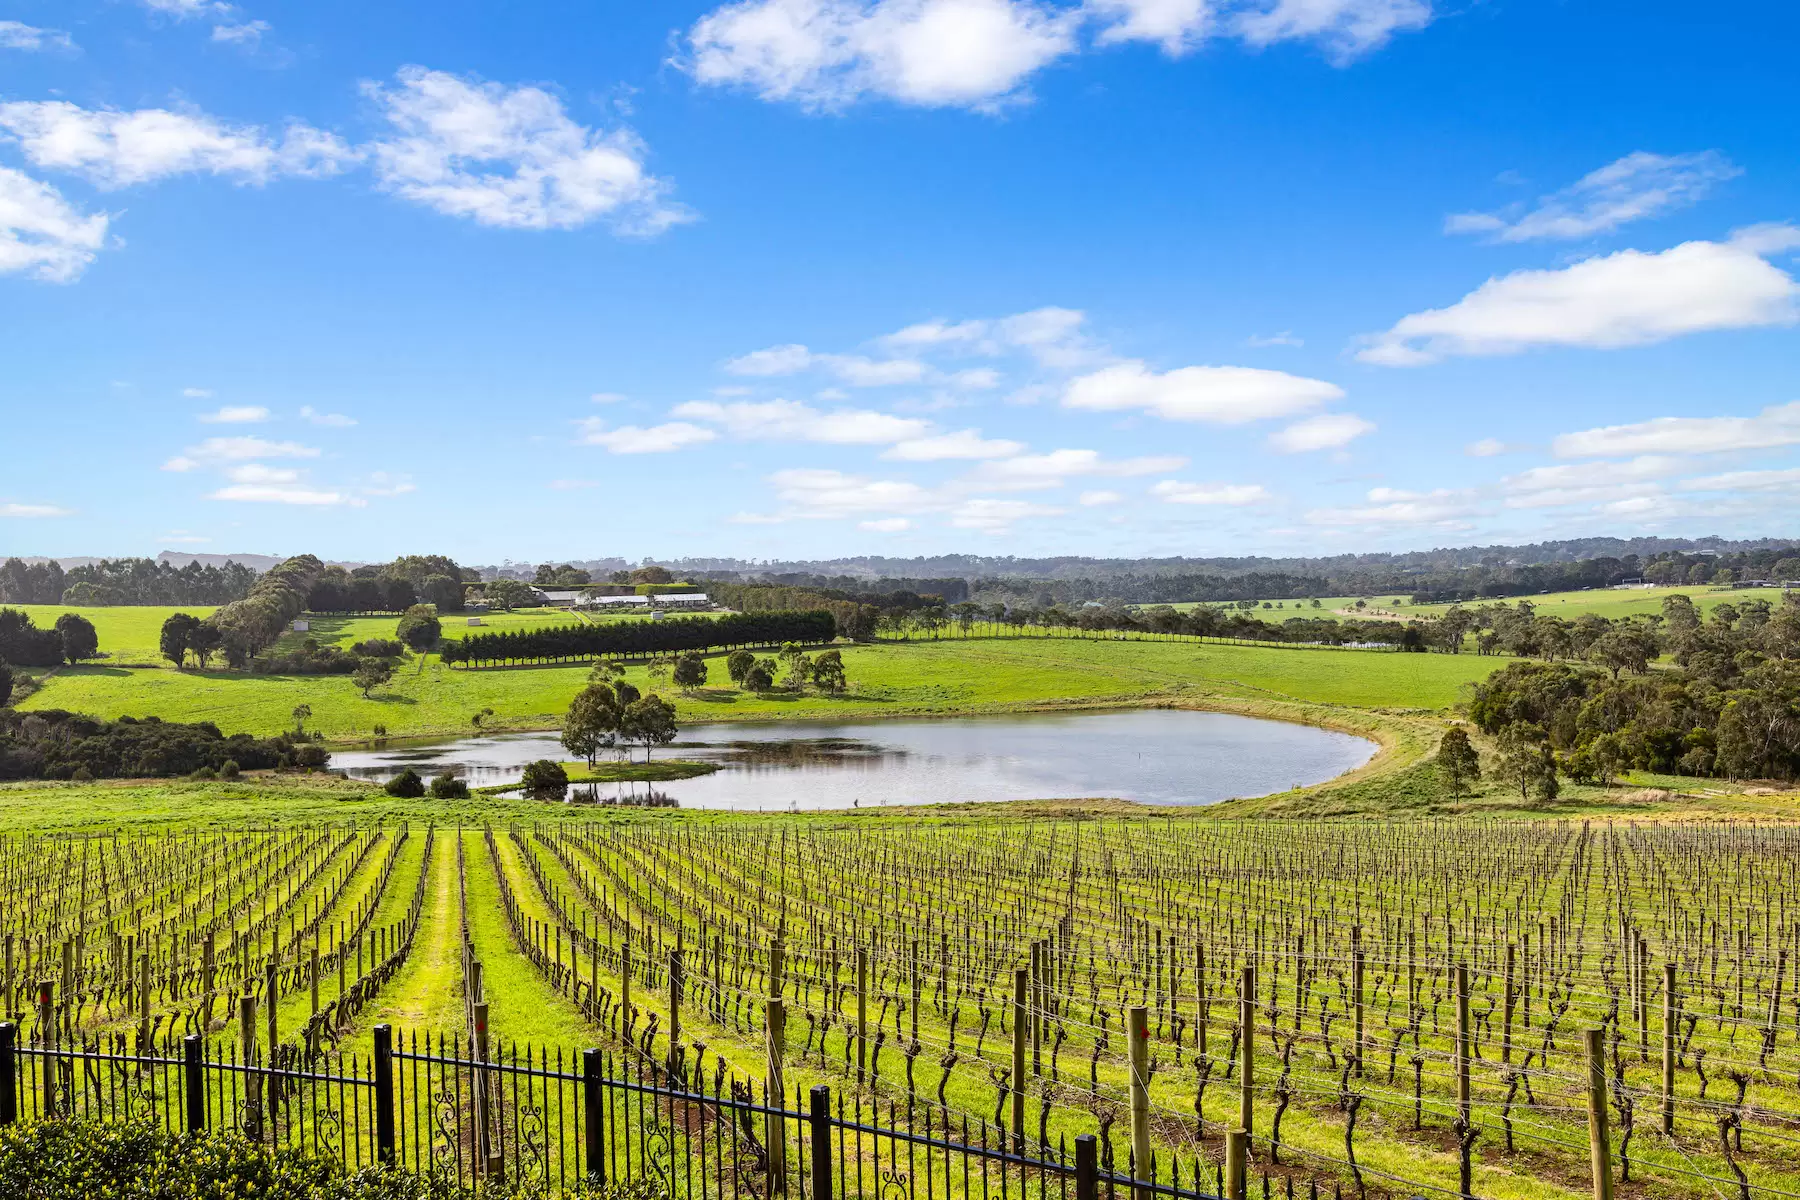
[{"left": 1, "top": 0, "right": 1796, "bottom": 563}]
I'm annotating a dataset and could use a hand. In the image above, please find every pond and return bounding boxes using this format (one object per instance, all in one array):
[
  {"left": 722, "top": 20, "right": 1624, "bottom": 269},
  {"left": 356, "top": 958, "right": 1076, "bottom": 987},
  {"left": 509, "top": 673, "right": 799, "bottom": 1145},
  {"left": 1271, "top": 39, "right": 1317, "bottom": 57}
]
[{"left": 328, "top": 708, "right": 1376, "bottom": 811}]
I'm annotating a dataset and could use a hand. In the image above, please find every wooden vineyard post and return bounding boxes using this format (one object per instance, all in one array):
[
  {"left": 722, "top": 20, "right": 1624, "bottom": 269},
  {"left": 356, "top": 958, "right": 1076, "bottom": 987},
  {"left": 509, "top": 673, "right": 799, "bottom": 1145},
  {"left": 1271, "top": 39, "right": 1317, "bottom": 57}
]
[
  {"left": 1637, "top": 939, "right": 1650, "bottom": 1063},
  {"left": 1661, "top": 963, "right": 1676, "bottom": 1136},
  {"left": 1011, "top": 967, "right": 1028, "bottom": 1149},
  {"left": 265, "top": 958, "right": 278, "bottom": 1119},
  {"left": 1352, "top": 927, "right": 1365, "bottom": 1077},
  {"left": 912, "top": 938, "right": 923, "bottom": 1048},
  {"left": 137, "top": 953, "right": 151, "bottom": 1053},
  {"left": 621, "top": 940, "right": 633, "bottom": 1030},
  {"left": 1195, "top": 942, "right": 1207, "bottom": 1060},
  {"left": 1584, "top": 1028, "right": 1614, "bottom": 1200},
  {"left": 668, "top": 949, "right": 685, "bottom": 1078},
  {"left": 1224, "top": 1128, "right": 1246, "bottom": 1200},
  {"left": 1502, "top": 944, "right": 1516, "bottom": 1066},
  {"left": 1238, "top": 965, "right": 1254, "bottom": 1141},
  {"left": 1030, "top": 940, "right": 1042, "bottom": 1077},
  {"left": 35, "top": 981, "right": 52, "bottom": 1119},
  {"left": 855, "top": 947, "right": 869, "bottom": 1085},
  {"left": 240, "top": 991, "right": 260, "bottom": 1140},
  {"left": 1456, "top": 961, "right": 1473, "bottom": 1199},
  {"left": 1128, "top": 1004, "right": 1152, "bottom": 1200},
  {"left": 770, "top": 935, "right": 786, "bottom": 999},
  {"left": 474, "top": 1001, "right": 497, "bottom": 1177},
  {"left": 766, "top": 997, "right": 788, "bottom": 1196},
  {"left": 203, "top": 931, "right": 215, "bottom": 997}
]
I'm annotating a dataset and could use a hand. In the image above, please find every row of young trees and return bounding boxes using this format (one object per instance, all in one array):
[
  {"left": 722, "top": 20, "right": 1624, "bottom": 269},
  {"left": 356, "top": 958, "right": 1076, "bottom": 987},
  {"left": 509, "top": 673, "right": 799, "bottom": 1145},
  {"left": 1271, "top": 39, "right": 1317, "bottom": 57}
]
[{"left": 442, "top": 610, "right": 836, "bottom": 667}]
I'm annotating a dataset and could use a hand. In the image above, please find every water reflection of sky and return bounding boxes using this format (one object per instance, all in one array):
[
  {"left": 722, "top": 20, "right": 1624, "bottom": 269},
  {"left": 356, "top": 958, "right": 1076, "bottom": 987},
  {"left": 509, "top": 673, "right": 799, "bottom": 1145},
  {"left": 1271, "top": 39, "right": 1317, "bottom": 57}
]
[{"left": 329, "top": 710, "right": 1376, "bottom": 811}]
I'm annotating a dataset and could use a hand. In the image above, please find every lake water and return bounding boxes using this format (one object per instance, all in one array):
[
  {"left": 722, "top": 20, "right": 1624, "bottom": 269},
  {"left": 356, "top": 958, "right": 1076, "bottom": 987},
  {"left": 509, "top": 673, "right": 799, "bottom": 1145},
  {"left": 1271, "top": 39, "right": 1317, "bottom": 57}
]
[{"left": 328, "top": 709, "right": 1376, "bottom": 811}]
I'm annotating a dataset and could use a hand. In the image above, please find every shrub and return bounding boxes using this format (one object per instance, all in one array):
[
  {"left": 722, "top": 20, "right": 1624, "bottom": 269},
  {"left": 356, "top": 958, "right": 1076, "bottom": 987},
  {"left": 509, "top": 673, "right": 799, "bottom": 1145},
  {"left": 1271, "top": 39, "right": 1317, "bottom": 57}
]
[
  {"left": 428, "top": 773, "right": 469, "bottom": 799},
  {"left": 520, "top": 759, "right": 568, "bottom": 799},
  {"left": 396, "top": 605, "right": 442, "bottom": 652},
  {"left": 352, "top": 639, "right": 407, "bottom": 659},
  {"left": 219, "top": 760, "right": 241, "bottom": 779},
  {"left": 189, "top": 766, "right": 216, "bottom": 781},
  {"left": 0, "top": 710, "right": 310, "bottom": 782},
  {"left": 384, "top": 768, "right": 425, "bottom": 798}
]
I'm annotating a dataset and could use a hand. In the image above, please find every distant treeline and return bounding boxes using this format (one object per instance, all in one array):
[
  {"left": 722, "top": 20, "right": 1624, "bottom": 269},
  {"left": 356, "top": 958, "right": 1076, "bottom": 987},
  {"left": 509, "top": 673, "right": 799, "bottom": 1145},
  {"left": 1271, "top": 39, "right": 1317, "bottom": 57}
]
[
  {"left": 0, "top": 557, "right": 258, "bottom": 606},
  {"left": 442, "top": 611, "right": 836, "bottom": 667},
  {"left": 305, "top": 555, "right": 470, "bottom": 614},
  {"left": 0, "top": 709, "right": 327, "bottom": 781}
]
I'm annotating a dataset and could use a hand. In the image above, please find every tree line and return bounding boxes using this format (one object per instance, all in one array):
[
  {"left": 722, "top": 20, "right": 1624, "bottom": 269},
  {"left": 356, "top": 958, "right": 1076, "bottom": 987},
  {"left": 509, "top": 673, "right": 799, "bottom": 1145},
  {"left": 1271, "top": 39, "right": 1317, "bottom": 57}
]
[
  {"left": 441, "top": 610, "right": 837, "bottom": 667},
  {"left": 5, "top": 557, "right": 261, "bottom": 606},
  {"left": 305, "top": 555, "right": 471, "bottom": 614},
  {"left": 0, "top": 708, "right": 327, "bottom": 781}
]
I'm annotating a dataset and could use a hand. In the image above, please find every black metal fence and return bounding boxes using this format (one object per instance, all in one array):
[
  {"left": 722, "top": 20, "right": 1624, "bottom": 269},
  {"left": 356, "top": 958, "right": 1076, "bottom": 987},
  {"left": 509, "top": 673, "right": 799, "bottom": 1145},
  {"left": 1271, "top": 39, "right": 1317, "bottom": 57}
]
[{"left": 0, "top": 1023, "right": 1242, "bottom": 1200}]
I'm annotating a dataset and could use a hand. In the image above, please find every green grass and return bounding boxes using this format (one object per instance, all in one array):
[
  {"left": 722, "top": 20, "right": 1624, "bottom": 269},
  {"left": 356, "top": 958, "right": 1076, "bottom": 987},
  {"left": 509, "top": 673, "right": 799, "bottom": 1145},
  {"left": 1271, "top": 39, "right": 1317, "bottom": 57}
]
[
  {"left": 1405, "top": 583, "right": 1777, "bottom": 621},
  {"left": 20, "top": 634, "right": 1513, "bottom": 744},
  {"left": 5, "top": 604, "right": 216, "bottom": 665}
]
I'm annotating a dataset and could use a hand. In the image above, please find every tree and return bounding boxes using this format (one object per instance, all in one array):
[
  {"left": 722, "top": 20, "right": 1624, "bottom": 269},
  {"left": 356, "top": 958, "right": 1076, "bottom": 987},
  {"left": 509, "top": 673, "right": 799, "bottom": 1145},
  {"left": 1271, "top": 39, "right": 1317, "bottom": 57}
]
[
  {"left": 1437, "top": 727, "right": 1480, "bottom": 798},
  {"left": 630, "top": 565, "right": 674, "bottom": 585},
  {"left": 384, "top": 768, "right": 425, "bottom": 798},
  {"left": 54, "top": 613, "right": 98, "bottom": 664},
  {"left": 396, "top": 604, "right": 442, "bottom": 652},
  {"left": 160, "top": 612, "right": 201, "bottom": 668},
  {"left": 743, "top": 659, "right": 777, "bottom": 691},
  {"left": 0, "top": 663, "right": 11, "bottom": 708},
  {"left": 621, "top": 694, "right": 678, "bottom": 762},
  {"left": 292, "top": 704, "right": 312, "bottom": 737},
  {"left": 188, "top": 622, "right": 222, "bottom": 669},
  {"left": 779, "top": 642, "right": 810, "bottom": 691},
  {"left": 1495, "top": 723, "right": 1558, "bottom": 804},
  {"left": 471, "top": 706, "right": 495, "bottom": 728},
  {"left": 672, "top": 652, "right": 707, "bottom": 693},
  {"left": 429, "top": 773, "right": 470, "bottom": 799},
  {"left": 811, "top": 649, "right": 847, "bottom": 694},
  {"left": 485, "top": 579, "right": 532, "bottom": 611},
  {"left": 589, "top": 659, "right": 625, "bottom": 685},
  {"left": 726, "top": 649, "right": 756, "bottom": 685},
  {"left": 353, "top": 657, "right": 395, "bottom": 698},
  {"left": 562, "top": 683, "right": 622, "bottom": 768},
  {"left": 521, "top": 759, "right": 569, "bottom": 799}
]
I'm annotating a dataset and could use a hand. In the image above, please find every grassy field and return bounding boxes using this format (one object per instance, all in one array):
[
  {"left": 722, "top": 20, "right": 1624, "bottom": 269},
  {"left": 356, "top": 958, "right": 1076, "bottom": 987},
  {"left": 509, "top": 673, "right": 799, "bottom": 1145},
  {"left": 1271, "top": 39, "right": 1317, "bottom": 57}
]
[
  {"left": 6, "top": 603, "right": 217, "bottom": 665},
  {"left": 1405, "top": 583, "right": 1780, "bottom": 620},
  {"left": 19, "top": 634, "right": 1512, "bottom": 744}
]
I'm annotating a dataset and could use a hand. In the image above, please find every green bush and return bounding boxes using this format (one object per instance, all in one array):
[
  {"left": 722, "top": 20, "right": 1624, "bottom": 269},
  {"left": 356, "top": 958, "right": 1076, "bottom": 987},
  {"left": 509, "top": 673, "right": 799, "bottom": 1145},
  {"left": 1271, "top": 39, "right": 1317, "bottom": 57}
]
[
  {"left": 519, "top": 759, "right": 568, "bottom": 799},
  {"left": 0, "top": 1117, "right": 664, "bottom": 1198},
  {"left": 384, "top": 768, "right": 425, "bottom": 798},
  {"left": 220, "top": 759, "right": 241, "bottom": 779},
  {"left": 428, "top": 773, "right": 469, "bottom": 799}
]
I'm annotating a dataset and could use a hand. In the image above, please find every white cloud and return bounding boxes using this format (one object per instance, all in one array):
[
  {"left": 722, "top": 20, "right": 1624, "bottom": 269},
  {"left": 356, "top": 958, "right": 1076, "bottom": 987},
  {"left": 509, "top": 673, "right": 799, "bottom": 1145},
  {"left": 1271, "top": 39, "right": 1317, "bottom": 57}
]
[
  {"left": 363, "top": 471, "right": 416, "bottom": 496},
  {"left": 721, "top": 343, "right": 926, "bottom": 385},
  {"left": 590, "top": 392, "right": 627, "bottom": 404},
  {"left": 0, "top": 167, "right": 109, "bottom": 283},
  {"left": 1358, "top": 226, "right": 1800, "bottom": 365},
  {"left": 1552, "top": 401, "right": 1800, "bottom": 459},
  {"left": 947, "top": 367, "right": 1002, "bottom": 389},
  {"left": 1151, "top": 479, "right": 1271, "bottom": 505},
  {"left": 860, "top": 517, "right": 913, "bottom": 531},
  {"left": 211, "top": 20, "right": 271, "bottom": 47},
  {"left": 1268, "top": 411, "right": 1374, "bottom": 452},
  {"left": 0, "top": 21, "right": 75, "bottom": 51},
  {"left": 162, "top": 436, "right": 320, "bottom": 470},
  {"left": 1447, "top": 151, "right": 1740, "bottom": 243},
  {"left": 969, "top": 447, "right": 1186, "bottom": 490},
  {"left": 1465, "top": 437, "right": 1508, "bottom": 457},
  {"left": 1500, "top": 456, "right": 1680, "bottom": 509},
  {"left": 1090, "top": 0, "right": 1211, "bottom": 52},
  {"left": 949, "top": 497, "right": 1064, "bottom": 532},
  {"left": 1246, "top": 330, "right": 1303, "bottom": 347},
  {"left": 769, "top": 467, "right": 938, "bottom": 517},
  {"left": 208, "top": 484, "right": 361, "bottom": 506},
  {"left": 1079, "top": 489, "right": 1122, "bottom": 506},
  {"left": 1232, "top": 0, "right": 1430, "bottom": 62},
  {"left": 225, "top": 463, "right": 300, "bottom": 484},
  {"left": 576, "top": 419, "right": 718, "bottom": 454},
  {"left": 1681, "top": 467, "right": 1800, "bottom": 493},
  {"left": 299, "top": 405, "right": 357, "bottom": 427},
  {"left": 182, "top": 387, "right": 214, "bottom": 398},
  {"left": 881, "top": 429, "right": 1024, "bottom": 460},
  {"left": 686, "top": 0, "right": 1081, "bottom": 111},
  {"left": 1064, "top": 360, "right": 1343, "bottom": 423},
  {"left": 1306, "top": 486, "right": 1477, "bottom": 527},
  {"left": 141, "top": 0, "right": 226, "bottom": 16},
  {"left": 363, "top": 66, "right": 687, "bottom": 234},
  {"left": 0, "top": 101, "right": 358, "bottom": 188},
  {"left": 0, "top": 501, "right": 71, "bottom": 517},
  {"left": 672, "top": 398, "right": 929, "bottom": 443},
  {"left": 726, "top": 343, "right": 816, "bottom": 375},
  {"left": 198, "top": 405, "right": 271, "bottom": 424}
]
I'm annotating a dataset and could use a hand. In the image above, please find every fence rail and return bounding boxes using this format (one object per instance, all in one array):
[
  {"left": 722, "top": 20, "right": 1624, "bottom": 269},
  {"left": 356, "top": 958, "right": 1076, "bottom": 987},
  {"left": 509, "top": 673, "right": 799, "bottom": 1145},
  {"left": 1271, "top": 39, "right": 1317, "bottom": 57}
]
[{"left": 0, "top": 1022, "right": 1234, "bottom": 1200}]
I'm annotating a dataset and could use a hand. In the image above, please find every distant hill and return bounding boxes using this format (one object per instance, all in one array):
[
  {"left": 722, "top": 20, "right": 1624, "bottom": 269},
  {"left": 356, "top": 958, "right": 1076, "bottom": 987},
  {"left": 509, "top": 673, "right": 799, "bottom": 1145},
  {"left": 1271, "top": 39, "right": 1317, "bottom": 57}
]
[{"left": 155, "top": 551, "right": 285, "bottom": 572}]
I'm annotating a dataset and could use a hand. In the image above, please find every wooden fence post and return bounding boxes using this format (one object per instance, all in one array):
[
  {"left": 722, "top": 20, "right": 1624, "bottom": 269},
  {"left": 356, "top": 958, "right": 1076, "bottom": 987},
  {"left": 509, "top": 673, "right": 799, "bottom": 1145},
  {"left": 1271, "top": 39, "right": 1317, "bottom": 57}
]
[
  {"left": 239, "top": 991, "right": 260, "bottom": 1140},
  {"left": 1662, "top": 963, "right": 1676, "bottom": 1136},
  {"left": 1128, "top": 1004, "right": 1152, "bottom": 1200},
  {"left": 1224, "top": 1128, "right": 1247, "bottom": 1200},
  {"left": 474, "top": 1001, "right": 496, "bottom": 1175},
  {"left": 766, "top": 998, "right": 787, "bottom": 1195},
  {"left": 856, "top": 947, "right": 869, "bottom": 1086},
  {"left": 137, "top": 953, "right": 151, "bottom": 1053},
  {"left": 36, "top": 980, "right": 53, "bottom": 1119},
  {"left": 1456, "top": 961, "right": 1473, "bottom": 1199},
  {"left": 1238, "top": 965, "right": 1254, "bottom": 1141},
  {"left": 1352, "top": 929, "right": 1365, "bottom": 1077},
  {"left": 668, "top": 949, "right": 685, "bottom": 1077},
  {"left": 1584, "top": 1028, "right": 1613, "bottom": 1200},
  {"left": 1011, "top": 967, "right": 1028, "bottom": 1148}
]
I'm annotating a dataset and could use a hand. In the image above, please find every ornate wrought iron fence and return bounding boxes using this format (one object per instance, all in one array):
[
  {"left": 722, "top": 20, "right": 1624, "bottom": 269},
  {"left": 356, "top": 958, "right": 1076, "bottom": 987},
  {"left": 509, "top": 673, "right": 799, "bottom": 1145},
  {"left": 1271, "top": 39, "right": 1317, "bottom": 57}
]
[{"left": 0, "top": 1022, "right": 1235, "bottom": 1200}]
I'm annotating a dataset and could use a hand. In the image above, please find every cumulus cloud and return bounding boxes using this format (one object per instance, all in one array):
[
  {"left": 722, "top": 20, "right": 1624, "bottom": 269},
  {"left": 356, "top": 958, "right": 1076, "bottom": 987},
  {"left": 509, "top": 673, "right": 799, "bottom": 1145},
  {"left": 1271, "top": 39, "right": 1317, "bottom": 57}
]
[
  {"left": 1448, "top": 151, "right": 1741, "bottom": 243},
  {"left": 1357, "top": 226, "right": 1800, "bottom": 366},
  {"left": 721, "top": 343, "right": 926, "bottom": 384},
  {"left": 1064, "top": 361, "right": 1343, "bottom": 423},
  {"left": 1151, "top": 480, "right": 1271, "bottom": 506},
  {"left": 968, "top": 447, "right": 1186, "bottom": 490},
  {"left": 0, "top": 21, "right": 75, "bottom": 51},
  {"left": 1552, "top": 401, "right": 1800, "bottom": 459},
  {"left": 1089, "top": 0, "right": 1211, "bottom": 52},
  {"left": 0, "top": 101, "right": 357, "bottom": 188},
  {"left": 211, "top": 20, "right": 271, "bottom": 47},
  {"left": 1681, "top": 467, "right": 1800, "bottom": 493},
  {"left": 208, "top": 483, "right": 360, "bottom": 506},
  {"left": 1306, "top": 487, "right": 1478, "bottom": 527},
  {"left": 1078, "top": 489, "right": 1122, "bottom": 505},
  {"left": 576, "top": 419, "right": 718, "bottom": 454},
  {"left": 299, "top": 405, "right": 357, "bottom": 427},
  {"left": 767, "top": 468, "right": 939, "bottom": 518},
  {"left": 672, "top": 398, "right": 929, "bottom": 443},
  {"left": 1231, "top": 0, "right": 1431, "bottom": 63},
  {"left": 1465, "top": 437, "right": 1508, "bottom": 457},
  {"left": 0, "top": 167, "right": 109, "bottom": 283},
  {"left": 0, "top": 501, "right": 71, "bottom": 517},
  {"left": 182, "top": 387, "right": 214, "bottom": 398},
  {"left": 363, "top": 66, "right": 688, "bottom": 234},
  {"left": 1500, "top": 456, "right": 1680, "bottom": 509},
  {"left": 881, "top": 429, "right": 1024, "bottom": 460},
  {"left": 859, "top": 517, "right": 913, "bottom": 531},
  {"left": 162, "top": 436, "right": 320, "bottom": 470},
  {"left": 1268, "top": 412, "right": 1374, "bottom": 453},
  {"left": 198, "top": 405, "right": 271, "bottom": 424},
  {"left": 950, "top": 497, "right": 1064, "bottom": 532}
]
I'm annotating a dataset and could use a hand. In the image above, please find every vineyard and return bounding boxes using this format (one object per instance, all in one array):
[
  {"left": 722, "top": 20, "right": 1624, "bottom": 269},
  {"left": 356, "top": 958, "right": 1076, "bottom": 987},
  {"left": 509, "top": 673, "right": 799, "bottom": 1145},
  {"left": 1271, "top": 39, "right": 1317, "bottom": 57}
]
[{"left": 8, "top": 814, "right": 1800, "bottom": 1199}]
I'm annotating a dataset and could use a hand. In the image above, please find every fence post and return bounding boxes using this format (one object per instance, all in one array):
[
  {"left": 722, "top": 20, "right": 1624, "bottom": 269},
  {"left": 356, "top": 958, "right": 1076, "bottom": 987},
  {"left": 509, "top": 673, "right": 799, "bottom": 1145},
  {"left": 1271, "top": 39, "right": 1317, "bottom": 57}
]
[
  {"left": 766, "top": 997, "right": 787, "bottom": 1196},
  {"left": 474, "top": 1001, "right": 496, "bottom": 1176},
  {"left": 1352, "top": 929, "right": 1365, "bottom": 1078},
  {"left": 855, "top": 948, "right": 868, "bottom": 1086},
  {"left": 1075, "top": 1133, "right": 1098, "bottom": 1200},
  {"left": 809, "top": 1084, "right": 832, "bottom": 1200},
  {"left": 1127, "top": 1004, "right": 1151, "bottom": 1200},
  {"left": 1584, "top": 1028, "right": 1613, "bottom": 1200},
  {"left": 1010, "top": 967, "right": 1027, "bottom": 1148},
  {"left": 0, "top": 1022, "right": 14, "bottom": 1126},
  {"left": 36, "top": 980, "right": 53, "bottom": 1119},
  {"left": 138, "top": 953, "right": 151, "bottom": 1054},
  {"left": 668, "top": 949, "right": 685, "bottom": 1078},
  {"left": 1661, "top": 963, "right": 1675, "bottom": 1136},
  {"left": 1456, "top": 961, "right": 1472, "bottom": 1199},
  {"left": 373, "top": 1024, "right": 396, "bottom": 1165},
  {"left": 239, "top": 992, "right": 260, "bottom": 1140},
  {"left": 183, "top": 1034, "right": 206, "bottom": 1133},
  {"left": 1224, "top": 1128, "right": 1246, "bottom": 1200},
  {"left": 1238, "top": 965, "right": 1254, "bottom": 1140},
  {"left": 583, "top": 1048, "right": 605, "bottom": 1185}
]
